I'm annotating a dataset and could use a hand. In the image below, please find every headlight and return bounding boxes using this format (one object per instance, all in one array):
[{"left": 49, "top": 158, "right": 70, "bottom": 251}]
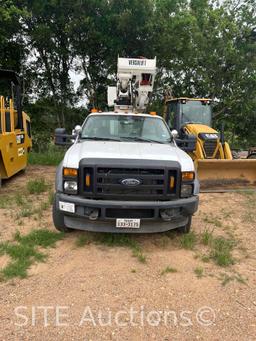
[
  {"left": 64, "top": 181, "right": 78, "bottom": 194},
  {"left": 181, "top": 184, "right": 193, "bottom": 198}
]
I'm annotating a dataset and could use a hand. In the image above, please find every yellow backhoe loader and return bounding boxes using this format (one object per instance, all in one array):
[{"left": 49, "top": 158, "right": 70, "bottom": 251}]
[
  {"left": 164, "top": 97, "right": 256, "bottom": 191},
  {"left": 0, "top": 69, "right": 32, "bottom": 187}
]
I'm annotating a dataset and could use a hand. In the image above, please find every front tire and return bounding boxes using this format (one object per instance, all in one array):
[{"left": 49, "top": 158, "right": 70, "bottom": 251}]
[
  {"left": 52, "top": 196, "right": 72, "bottom": 232},
  {"left": 177, "top": 216, "right": 192, "bottom": 234},
  {"left": 247, "top": 154, "right": 256, "bottom": 159}
]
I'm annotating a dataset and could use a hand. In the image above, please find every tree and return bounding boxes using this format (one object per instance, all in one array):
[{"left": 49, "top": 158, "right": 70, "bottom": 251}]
[
  {"left": 21, "top": 0, "right": 77, "bottom": 126},
  {"left": 0, "top": 0, "right": 26, "bottom": 71}
]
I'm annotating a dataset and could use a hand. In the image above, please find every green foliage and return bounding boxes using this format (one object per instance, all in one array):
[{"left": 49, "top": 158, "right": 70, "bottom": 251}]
[
  {"left": 161, "top": 266, "right": 178, "bottom": 275},
  {"left": 194, "top": 266, "right": 204, "bottom": 278},
  {"left": 0, "top": 229, "right": 64, "bottom": 280},
  {"left": 27, "top": 178, "right": 48, "bottom": 194},
  {"left": 75, "top": 234, "right": 91, "bottom": 247},
  {"left": 200, "top": 229, "right": 214, "bottom": 245},
  {"left": 210, "top": 237, "right": 235, "bottom": 267},
  {"left": 180, "top": 231, "right": 197, "bottom": 250},
  {"left": 14, "top": 229, "right": 64, "bottom": 248},
  {"left": 1, "top": 0, "right": 255, "bottom": 146},
  {"left": 28, "top": 146, "right": 65, "bottom": 166},
  {"left": 95, "top": 233, "right": 146, "bottom": 263}
]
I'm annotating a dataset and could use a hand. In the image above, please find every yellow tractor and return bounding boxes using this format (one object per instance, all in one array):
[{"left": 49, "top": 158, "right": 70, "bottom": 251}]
[
  {"left": 164, "top": 97, "right": 256, "bottom": 191},
  {"left": 0, "top": 69, "right": 32, "bottom": 187}
]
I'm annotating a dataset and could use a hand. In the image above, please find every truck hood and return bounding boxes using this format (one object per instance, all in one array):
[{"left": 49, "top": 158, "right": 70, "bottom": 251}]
[{"left": 63, "top": 141, "right": 194, "bottom": 172}]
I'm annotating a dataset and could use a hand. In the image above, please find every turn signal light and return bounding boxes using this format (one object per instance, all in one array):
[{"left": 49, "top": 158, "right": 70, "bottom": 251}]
[
  {"left": 63, "top": 168, "right": 78, "bottom": 177},
  {"left": 85, "top": 174, "right": 91, "bottom": 187},
  {"left": 182, "top": 172, "right": 195, "bottom": 181},
  {"left": 169, "top": 176, "right": 175, "bottom": 189}
]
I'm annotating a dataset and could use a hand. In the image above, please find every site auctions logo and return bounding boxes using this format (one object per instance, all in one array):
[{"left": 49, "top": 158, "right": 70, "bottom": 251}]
[{"left": 14, "top": 305, "right": 216, "bottom": 328}]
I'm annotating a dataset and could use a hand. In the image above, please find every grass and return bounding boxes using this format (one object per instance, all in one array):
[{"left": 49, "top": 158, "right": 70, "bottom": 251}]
[
  {"left": 0, "top": 195, "right": 13, "bottom": 209},
  {"left": 201, "top": 254, "right": 210, "bottom": 263},
  {"left": 198, "top": 228, "right": 237, "bottom": 267},
  {"left": 203, "top": 214, "right": 222, "bottom": 228},
  {"left": 240, "top": 190, "right": 256, "bottom": 223},
  {"left": 180, "top": 231, "right": 197, "bottom": 250},
  {"left": 132, "top": 247, "right": 146, "bottom": 263},
  {"left": 27, "top": 178, "right": 48, "bottom": 194},
  {"left": 219, "top": 272, "right": 247, "bottom": 286},
  {"left": 29, "top": 146, "right": 65, "bottom": 166},
  {"left": 75, "top": 234, "right": 91, "bottom": 247},
  {"left": 15, "top": 194, "right": 26, "bottom": 206},
  {"left": 194, "top": 266, "right": 204, "bottom": 278},
  {"left": 15, "top": 195, "right": 52, "bottom": 220},
  {"left": 0, "top": 180, "right": 52, "bottom": 220},
  {"left": 96, "top": 233, "right": 147, "bottom": 263},
  {"left": 0, "top": 229, "right": 64, "bottom": 280},
  {"left": 210, "top": 237, "right": 235, "bottom": 267},
  {"left": 200, "top": 229, "right": 214, "bottom": 246},
  {"left": 48, "top": 191, "right": 55, "bottom": 205},
  {"left": 161, "top": 266, "right": 177, "bottom": 275},
  {"left": 18, "top": 207, "right": 34, "bottom": 218}
]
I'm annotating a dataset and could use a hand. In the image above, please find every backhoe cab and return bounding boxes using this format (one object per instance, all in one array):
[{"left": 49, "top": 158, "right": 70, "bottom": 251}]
[
  {"left": 164, "top": 98, "right": 256, "bottom": 190},
  {"left": 0, "top": 69, "right": 32, "bottom": 187},
  {"left": 165, "top": 98, "right": 232, "bottom": 160}
]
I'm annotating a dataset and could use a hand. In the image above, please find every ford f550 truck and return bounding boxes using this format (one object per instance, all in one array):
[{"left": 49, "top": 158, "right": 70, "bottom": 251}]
[{"left": 53, "top": 112, "right": 199, "bottom": 233}]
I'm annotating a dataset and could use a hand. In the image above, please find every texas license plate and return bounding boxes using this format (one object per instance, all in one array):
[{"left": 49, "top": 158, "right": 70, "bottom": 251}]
[{"left": 116, "top": 219, "right": 140, "bottom": 229}]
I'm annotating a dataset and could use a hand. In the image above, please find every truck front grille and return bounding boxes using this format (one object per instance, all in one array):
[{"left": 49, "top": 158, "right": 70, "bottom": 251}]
[{"left": 80, "top": 162, "right": 180, "bottom": 201}]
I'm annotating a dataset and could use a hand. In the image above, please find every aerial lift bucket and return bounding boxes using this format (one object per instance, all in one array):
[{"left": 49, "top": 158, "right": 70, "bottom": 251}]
[{"left": 196, "top": 159, "right": 256, "bottom": 192}]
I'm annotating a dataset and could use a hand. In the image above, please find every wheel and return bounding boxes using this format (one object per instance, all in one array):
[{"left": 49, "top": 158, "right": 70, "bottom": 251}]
[
  {"left": 177, "top": 216, "right": 192, "bottom": 234},
  {"left": 52, "top": 196, "right": 72, "bottom": 232},
  {"left": 247, "top": 154, "right": 256, "bottom": 159}
]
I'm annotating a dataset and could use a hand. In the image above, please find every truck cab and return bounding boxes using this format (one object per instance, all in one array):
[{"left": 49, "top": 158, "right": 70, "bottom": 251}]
[{"left": 53, "top": 112, "right": 199, "bottom": 233}]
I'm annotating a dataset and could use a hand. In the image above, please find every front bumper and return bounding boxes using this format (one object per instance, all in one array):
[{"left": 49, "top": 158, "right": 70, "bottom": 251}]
[{"left": 55, "top": 193, "right": 199, "bottom": 233}]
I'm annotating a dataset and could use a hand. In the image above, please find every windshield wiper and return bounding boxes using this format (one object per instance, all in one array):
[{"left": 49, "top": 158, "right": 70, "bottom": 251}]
[
  {"left": 120, "top": 136, "right": 166, "bottom": 144},
  {"left": 81, "top": 136, "right": 121, "bottom": 141}
]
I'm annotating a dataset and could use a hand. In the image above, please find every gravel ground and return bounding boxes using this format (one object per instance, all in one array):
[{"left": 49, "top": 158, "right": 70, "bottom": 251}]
[{"left": 0, "top": 166, "right": 255, "bottom": 340}]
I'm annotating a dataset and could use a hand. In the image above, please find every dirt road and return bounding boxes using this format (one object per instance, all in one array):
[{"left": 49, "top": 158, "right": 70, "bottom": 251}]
[{"left": 0, "top": 166, "right": 255, "bottom": 340}]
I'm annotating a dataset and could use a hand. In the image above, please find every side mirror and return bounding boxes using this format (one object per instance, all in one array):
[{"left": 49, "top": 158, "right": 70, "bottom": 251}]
[
  {"left": 54, "top": 128, "right": 76, "bottom": 146},
  {"left": 73, "top": 125, "right": 82, "bottom": 136},
  {"left": 171, "top": 129, "right": 178, "bottom": 139},
  {"left": 55, "top": 128, "right": 67, "bottom": 145}
]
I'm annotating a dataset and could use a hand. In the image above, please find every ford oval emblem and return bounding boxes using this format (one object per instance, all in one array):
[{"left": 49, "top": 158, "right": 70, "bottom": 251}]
[{"left": 121, "top": 178, "right": 141, "bottom": 186}]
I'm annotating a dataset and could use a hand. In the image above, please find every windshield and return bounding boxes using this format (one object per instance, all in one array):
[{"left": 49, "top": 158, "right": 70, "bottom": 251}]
[
  {"left": 81, "top": 114, "right": 171, "bottom": 143},
  {"left": 181, "top": 100, "right": 212, "bottom": 126}
]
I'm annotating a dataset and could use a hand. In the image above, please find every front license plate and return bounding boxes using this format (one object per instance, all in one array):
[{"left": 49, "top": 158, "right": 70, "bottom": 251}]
[{"left": 116, "top": 219, "right": 141, "bottom": 229}]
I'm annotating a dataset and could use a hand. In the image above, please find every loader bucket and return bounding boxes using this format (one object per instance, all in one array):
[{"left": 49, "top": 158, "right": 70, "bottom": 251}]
[{"left": 196, "top": 159, "right": 256, "bottom": 192}]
